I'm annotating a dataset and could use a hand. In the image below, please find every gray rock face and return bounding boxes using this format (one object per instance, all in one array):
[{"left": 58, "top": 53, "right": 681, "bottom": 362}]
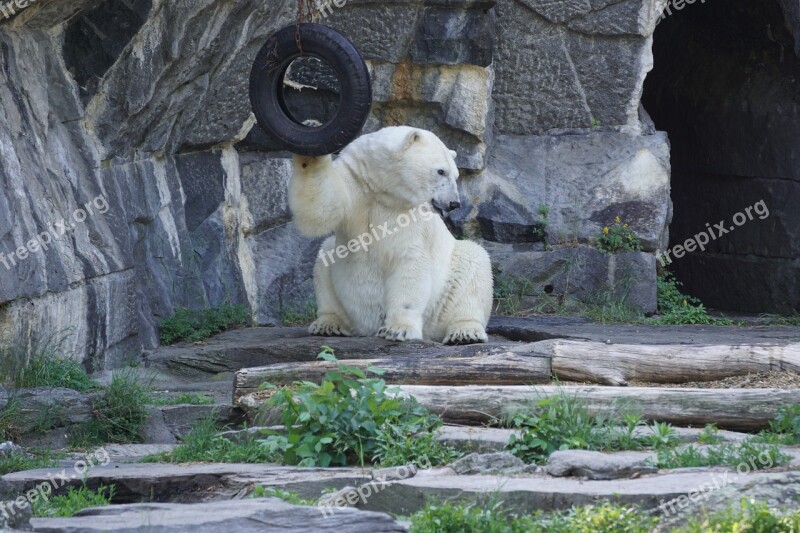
[
  {"left": 488, "top": 244, "right": 658, "bottom": 313},
  {"left": 545, "top": 449, "right": 658, "bottom": 480},
  {"left": 461, "top": 132, "right": 672, "bottom": 252},
  {"left": 30, "top": 498, "right": 406, "bottom": 532}
]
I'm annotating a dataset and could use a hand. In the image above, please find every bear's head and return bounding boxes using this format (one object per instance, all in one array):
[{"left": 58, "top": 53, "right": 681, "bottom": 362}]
[{"left": 348, "top": 126, "right": 460, "bottom": 214}]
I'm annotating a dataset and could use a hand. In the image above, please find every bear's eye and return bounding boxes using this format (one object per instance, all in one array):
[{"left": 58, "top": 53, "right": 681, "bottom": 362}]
[{"left": 437, "top": 169, "right": 445, "bottom": 176}]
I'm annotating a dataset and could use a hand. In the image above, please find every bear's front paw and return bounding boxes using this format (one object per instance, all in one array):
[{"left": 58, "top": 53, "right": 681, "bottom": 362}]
[
  {"left": 309, "top": 315, "right": 352, "bottom": 337},
  {"left": 377, "top": 323, "right": 422, "bottom": 342},
  {"left": 443, "top": 324, "right": 488, "bottom": 345}
]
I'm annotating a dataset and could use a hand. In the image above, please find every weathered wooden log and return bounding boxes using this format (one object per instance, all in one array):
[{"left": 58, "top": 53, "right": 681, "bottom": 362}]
[
  {"left": 234, "top": 349, "right": 551, "bottom": 401},
  {"left": 546, "top": 340, "right": 800, "bottom": 386},
  {"left": 388, "top": 385, "right": 800, "bottom": 431},
  {"left": 236, "top": 384, "right": 800, "bottom": 431}
]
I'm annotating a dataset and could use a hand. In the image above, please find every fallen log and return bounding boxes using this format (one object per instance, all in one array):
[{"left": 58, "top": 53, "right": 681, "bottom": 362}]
[
  {"left": 384, "top": 385, "right": 799, "bottom": 430},
  {"left": 234, "top": 348, "right": 551, "bottom": 401},
  {"left": 547, "top": 340, "right": 800, "bottom": 386},
  {"left": 236, "top": 384, "right": 800, "bottom": 430}
]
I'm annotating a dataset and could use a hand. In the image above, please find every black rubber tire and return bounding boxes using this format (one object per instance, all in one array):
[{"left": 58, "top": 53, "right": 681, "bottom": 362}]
[{"left": 249, "top": 23, "right": 372, "bottom": 156}]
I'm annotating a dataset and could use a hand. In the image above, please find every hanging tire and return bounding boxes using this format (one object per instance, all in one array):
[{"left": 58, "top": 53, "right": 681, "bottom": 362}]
[{"left": 249, "top": 23, "right": 372, "bottom": 156}]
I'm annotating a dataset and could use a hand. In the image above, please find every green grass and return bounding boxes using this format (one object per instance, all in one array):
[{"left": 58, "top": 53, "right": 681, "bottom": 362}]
[
  {"left": 0, "top": 449, "right": 58, "bottom": 475},
  {"left": 653, "top": 440, "right": 791, "bottom": 470},
  {"left": 767, "top": 404, "right": 800, "bottom": 444},
  {"left": 409, "top": 501, "right": 658, "bottom": 533},
  {"left": 142, "top": 416, "right": 277, "bottom": 464},
  {"left": 0, "top": 334, "right": 94, "bottom": 392},
  {"left": 506, "top": 389, "right": 679, "bottom": 464},
  {"left": 31, "top": 484, "right": 114, "bottom": 518},
  {"left": 148, "top": 393, "right": 215, "bottom": 406},
  {"left": 69, "top": 370, "right": 151, "bottom": 447},
  {"left": 279, "top": 300, "right": 317, "bottom": 326},
  {"left": 158, "top": 303, "right": 250, "bottom": 345},
  {"left": 251, "top": 486, "right": 315, "bottom": 505},
  {"left": 682, "top": 498, "right": 800, "bottom": 532}
]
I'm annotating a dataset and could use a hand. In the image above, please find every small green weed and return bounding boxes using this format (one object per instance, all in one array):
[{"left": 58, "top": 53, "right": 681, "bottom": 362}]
[
  {"left": 259, "top": 347, "right": 457, "bottom": 467},
  {"left": 251, "top": 486, "right": 315, "bottom": 505},
  {"left": 159, "top": 303, "right": 250, "bottom": 345},
  {"left": 409, "top": 500, "right": 658, "bottom": 533},
  {"left": 768, "top": 404, "right": 800, "bottom": 444},
  {"left": 531, "top": 204, "right": 550, "bottom": 243},
  {"left": 31, "top": 484, "right": 114, "bottom": 518},
  {"left": 654, "top": 440, "right": 790, "bottom": 470},
  {"left": 595, "top": 216, "right": 643, "bottom": 254},
  {"left": 698, "top": 424, "right": 725, "bottom": 445}
]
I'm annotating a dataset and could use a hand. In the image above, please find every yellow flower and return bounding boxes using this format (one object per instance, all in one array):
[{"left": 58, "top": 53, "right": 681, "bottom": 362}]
[
  {"left": 623, "top": 224, "right": 629, "bottom": 228},
  {"left": 683, "top": 300, "right": 688, "bottom": 306},
  {"left": 603, "top": 227, "right": 609, "bottom": 235},
  {"left": 615, "top": 216, "right": 621, "bottom": 224}
]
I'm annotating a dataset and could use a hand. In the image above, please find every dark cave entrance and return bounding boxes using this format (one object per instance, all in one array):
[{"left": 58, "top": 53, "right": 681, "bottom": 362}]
[{"left": 642, "top": 0, "right": 800, "bottom": 314}]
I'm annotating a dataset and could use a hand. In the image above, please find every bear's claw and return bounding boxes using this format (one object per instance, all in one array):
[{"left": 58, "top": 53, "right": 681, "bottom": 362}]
[
  {"left": 443, "top": 326, "right": 488, "bottom": 345},
  {"left": 309, "top": 317, "right": 352, "bottom": 337},
  {"left": 377, "top": 324, "right": 422, "bottom": 342}
]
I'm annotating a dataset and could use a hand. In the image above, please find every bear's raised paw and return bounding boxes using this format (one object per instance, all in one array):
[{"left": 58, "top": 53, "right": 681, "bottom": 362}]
[
  {"left": 443, "top": 324, "right": 488, "bottom": 345},
  {"left": 308, "top": 315, "right": 352, "bottom": 337}
]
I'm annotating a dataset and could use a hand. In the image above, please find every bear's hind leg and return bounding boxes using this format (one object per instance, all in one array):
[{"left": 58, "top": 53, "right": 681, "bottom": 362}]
[
  {"left": 308, "top": 237, "right": 353, "bottom": 337},
  {"left": 437, "top": 241, "right": 493, "bottom": 345}
]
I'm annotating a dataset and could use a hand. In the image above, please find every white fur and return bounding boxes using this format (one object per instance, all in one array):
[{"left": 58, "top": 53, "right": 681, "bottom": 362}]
[{"left": 289, "top": 126, "right": 493, "bottom": 344}]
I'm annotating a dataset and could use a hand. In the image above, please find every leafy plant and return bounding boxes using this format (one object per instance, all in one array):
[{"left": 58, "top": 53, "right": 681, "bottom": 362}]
[
  {"left": 374, "top": 424, "right": 462, "bottom": 468},
  {"left": 595, "top": 216, "right": 643, "bottom": 254},
  {"left": 645, "top": 422, "right": 678, "bottom": 450},
  {"left": 32, "top": 483, "right": 114, "bottom": 518},
  {"left": 506, "top": 390, "right": 672, "bottom": 464},
  {"left": 259, "top": 347, "right": 455, "bottom": 467},
  {"left": 651, "top": 270, "right": 733, "bottom": 325},
  {"left": 70, "top": 370, "right": 150, "bottom": 447},
  {"left": 682, "top": 498, "right": 800, "bottom": 532},
  {"left": 768, "top": 404, "right": 800, "bottom": 444},
  {"left": 158, "top": 303, "right": 250, "bottom": 345}
]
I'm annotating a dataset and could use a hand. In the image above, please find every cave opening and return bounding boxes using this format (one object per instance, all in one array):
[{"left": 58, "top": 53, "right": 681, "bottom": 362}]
[{"left": 642, "top": 0, "right": 800, "bottom": 314}]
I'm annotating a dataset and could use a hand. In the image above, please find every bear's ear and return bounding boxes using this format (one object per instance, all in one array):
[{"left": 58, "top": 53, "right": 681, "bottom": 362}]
[
  {"left": 449, "top": 150, "right": 457, "bottom": 160},
  {"left": 402, "top": 129, "right": 422, "bottom": 151}
]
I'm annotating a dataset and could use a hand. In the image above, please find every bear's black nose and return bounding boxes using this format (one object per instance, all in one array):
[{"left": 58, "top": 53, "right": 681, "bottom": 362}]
[{"left": 449, "top": 201, "right": 461, "bottom": 211}]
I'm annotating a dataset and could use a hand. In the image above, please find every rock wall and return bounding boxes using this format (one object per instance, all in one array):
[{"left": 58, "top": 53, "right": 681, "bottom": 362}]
[{"left": 5, "top": 0, "right": 766, "bottom": 367}]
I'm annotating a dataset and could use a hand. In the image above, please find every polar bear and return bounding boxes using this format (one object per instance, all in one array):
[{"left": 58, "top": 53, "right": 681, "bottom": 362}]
[{"left": 289, "top": 126, "right": 493, "bottom": 344}]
